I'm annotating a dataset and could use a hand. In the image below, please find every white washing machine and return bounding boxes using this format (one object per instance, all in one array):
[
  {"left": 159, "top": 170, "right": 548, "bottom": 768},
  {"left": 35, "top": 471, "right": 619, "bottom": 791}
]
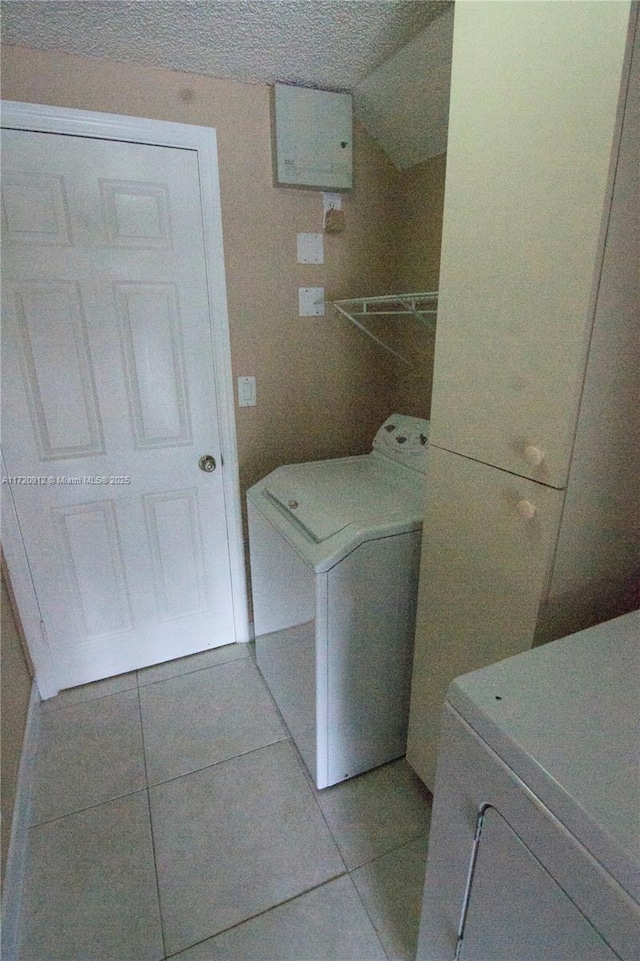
[
  {"left": 416, "top": 610, "right": 640, "bottom": 961},
  {"left": 247, "top": 413, "right": 430, "bottom": 789}
]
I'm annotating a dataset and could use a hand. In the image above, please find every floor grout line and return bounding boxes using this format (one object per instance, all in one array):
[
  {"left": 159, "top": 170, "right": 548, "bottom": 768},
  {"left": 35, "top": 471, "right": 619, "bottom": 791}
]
[
  {"left": 44, "top": 642, "right": 250, "bottom": 708},
  {"left": 161, "top": 871, "right": 351, "bottom": 960},
  {"left": 39, "top": 679, "right": 139, "bottom": 713},
  {"left": 137, "top": 684, "right": 169, "bottom": 961},
  {"left": 136, "top": 648, "right": 250, "bottom": 690},
  {"left": 345, "top": 871, "right": 394, "bottom": 961},
  {"left": 348, "top": 859, "right": 407, "bottom": 961},
  {"left": 145, "top": 732, "right": 292, "bottom": 792},
  {"left": 27, "top": 784, "right": 149, "bottom": 831}
]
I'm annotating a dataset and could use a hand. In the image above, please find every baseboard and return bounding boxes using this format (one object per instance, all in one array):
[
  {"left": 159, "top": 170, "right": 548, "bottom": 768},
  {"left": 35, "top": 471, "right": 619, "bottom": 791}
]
[{"left": 1, "top": 681, "right": 41, "bottom": 961}]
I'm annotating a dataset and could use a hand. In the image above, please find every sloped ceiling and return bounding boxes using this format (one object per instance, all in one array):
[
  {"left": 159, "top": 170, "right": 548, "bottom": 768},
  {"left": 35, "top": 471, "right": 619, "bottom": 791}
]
[
  {"left": 354, "top": 5, "right": 453, "bottom": 167},
  {"left": 1, "top": 0, "right": 453, "bottom": 168}
]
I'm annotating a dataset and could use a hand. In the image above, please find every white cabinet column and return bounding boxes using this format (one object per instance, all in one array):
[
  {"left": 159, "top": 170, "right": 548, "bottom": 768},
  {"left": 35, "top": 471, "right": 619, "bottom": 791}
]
[{"left": 407, "top": 2, "right": 637, "bottom": 791}]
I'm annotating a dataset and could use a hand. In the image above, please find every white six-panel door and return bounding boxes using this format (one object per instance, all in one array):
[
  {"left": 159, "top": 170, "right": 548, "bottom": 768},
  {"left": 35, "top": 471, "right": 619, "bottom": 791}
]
[{"left": 2, "top": 125, "right": 244, "bottom": 692}]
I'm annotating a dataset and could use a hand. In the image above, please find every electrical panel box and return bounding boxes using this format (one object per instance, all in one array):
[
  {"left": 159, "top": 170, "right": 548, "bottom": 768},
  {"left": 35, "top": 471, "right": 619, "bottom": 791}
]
[{"left": 271, "top": 83, "right": 353, "bottom": 191}]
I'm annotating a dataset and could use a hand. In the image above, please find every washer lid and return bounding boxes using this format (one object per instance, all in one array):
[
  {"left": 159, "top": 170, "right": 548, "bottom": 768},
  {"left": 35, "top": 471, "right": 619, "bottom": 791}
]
[{"left": 264, "top": 456, "right": 421, "bottom": 543}]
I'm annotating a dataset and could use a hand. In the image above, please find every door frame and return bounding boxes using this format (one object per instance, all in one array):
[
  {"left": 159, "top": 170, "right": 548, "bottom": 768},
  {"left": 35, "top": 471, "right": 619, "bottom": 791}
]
[{"left": 1, "top": 100, "right": 250, "bottom": 698}]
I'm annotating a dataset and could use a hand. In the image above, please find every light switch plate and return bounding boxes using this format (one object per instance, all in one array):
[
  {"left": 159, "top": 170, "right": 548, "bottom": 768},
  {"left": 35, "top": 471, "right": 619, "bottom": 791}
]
[
  {"left": 237, "top": 376, "right": 256, "bottom": 407},
  {"left": 299, "top": 287, "right": 325, "bottom": 316}
]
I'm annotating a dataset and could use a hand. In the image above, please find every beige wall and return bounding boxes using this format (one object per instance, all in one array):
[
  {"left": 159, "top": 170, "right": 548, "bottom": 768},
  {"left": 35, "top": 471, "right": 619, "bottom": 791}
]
[
  {"left": 1, "top": 46, "right": 448, "bottom": 484},
  {"left": 1, "top": 44, "right": 445, "bottom": 582},
  {"left": 1, "top": 565, "right": 33, "bottom": 884},
  {"left": 397, "top": 153, "right": 447, "bottom": 293},
  {"left": 389, "top": 153, "right": 447, "bottom": 418},
  {"left": 1, "top": 45, "right": 407, "bottom": 494}
]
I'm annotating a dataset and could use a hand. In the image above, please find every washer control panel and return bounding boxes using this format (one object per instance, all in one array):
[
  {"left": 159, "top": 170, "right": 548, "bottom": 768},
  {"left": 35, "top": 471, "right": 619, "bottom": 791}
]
[{"left": 372, "top": 414, "right": 430, "bottom": 473}]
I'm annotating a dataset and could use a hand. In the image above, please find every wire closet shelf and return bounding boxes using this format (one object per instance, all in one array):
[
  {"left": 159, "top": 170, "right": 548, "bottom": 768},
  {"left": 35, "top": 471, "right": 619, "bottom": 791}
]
[{"left": 330, "top": 291, "right": 438, "bottom": 367}]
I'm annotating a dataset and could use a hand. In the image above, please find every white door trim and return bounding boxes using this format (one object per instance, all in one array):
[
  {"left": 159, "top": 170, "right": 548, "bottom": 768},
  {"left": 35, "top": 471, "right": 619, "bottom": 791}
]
[{"left": 1, "top": 101, "right": 250, "bottom": 699}]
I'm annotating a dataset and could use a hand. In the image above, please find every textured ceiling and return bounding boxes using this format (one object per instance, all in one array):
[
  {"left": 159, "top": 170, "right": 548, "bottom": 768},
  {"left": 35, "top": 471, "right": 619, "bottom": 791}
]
[
  {"left": 1, "top": 0, "right": 450, "bottom": 91},
  {"left": 1, "top": 0, "right": 454, "bottom": 169}
]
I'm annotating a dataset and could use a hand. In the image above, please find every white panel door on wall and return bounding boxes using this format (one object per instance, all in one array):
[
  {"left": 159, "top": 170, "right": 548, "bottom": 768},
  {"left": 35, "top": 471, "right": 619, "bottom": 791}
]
[{"left": 2, "top": 128, "right": 239, "bottom": 692}]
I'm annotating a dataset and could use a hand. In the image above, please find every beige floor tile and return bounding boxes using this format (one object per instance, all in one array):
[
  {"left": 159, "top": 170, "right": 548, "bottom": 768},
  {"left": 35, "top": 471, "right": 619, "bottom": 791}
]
[
  {"left": 40, "top": 671, "right": 137, "bottom": 712},
  {"left": 137, "top": 643, "right": 249, "bottom": 687},
  {"left": 315, "top": 758, "right": 432, "bottom": 869},
  {"left": 20, "top": 793, "right": 163, "bottom": 961},
  {"left": 150, "top": 740, "right": 345, "bottom": 956},
  {"left": 31, "top": 688, "right": 146, "bottom": 824},
  {"left": 170, "top": 875, "right": 388, "bottom": 961},
  {"left": 351, "top": 835, "right": 430, "bottom": 961},
  {"left": 140, "top": 658, "right": 287, "bottom": 784}
]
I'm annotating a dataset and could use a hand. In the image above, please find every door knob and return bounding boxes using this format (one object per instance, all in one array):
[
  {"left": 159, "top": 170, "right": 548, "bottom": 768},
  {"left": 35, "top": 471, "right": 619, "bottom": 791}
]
[{"left": 198, "top": 454, "right": 216, "bottom": 473}]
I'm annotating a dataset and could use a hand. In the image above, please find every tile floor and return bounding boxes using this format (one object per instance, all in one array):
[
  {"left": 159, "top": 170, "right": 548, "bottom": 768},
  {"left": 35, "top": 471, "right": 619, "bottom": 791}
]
[{"left": 19, "top": 642, "right": 432, "bottom": 961}]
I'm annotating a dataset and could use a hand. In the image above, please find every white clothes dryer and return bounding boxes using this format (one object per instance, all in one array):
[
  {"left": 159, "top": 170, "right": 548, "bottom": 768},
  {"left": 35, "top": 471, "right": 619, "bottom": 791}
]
[
  {"left": 247, "top": 414, "right": 430, "bottom": 789},
  {"left": 416, "top": 610, "right": 640, "bottom": 961}
]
